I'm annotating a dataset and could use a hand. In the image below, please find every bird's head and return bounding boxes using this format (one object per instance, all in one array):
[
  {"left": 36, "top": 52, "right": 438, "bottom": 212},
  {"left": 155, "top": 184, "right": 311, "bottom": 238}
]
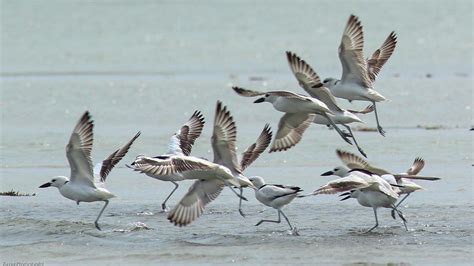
[
  {"left": 39, "top": 176, "right": 69, "bottom": 189},
  {"left": 321, "top": 166, "right": 350, "bottom": 177},
  {"left": 248, "top": 176, "right": 265, "bottom": 189}
]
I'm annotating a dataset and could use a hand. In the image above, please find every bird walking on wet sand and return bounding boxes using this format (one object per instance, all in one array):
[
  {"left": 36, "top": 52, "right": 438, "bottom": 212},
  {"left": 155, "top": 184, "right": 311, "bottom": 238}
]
[
  {"left": 323, "top": 15, "right": 397, "bottom": 136},
  {"left": 322, "top": 149, "right": 441, "bottom": 219},
  {"left": 286, "top": 50, "right": 374, "bottom": 157},
  {"left": 305, "top": 169, "right": 406, "bottom": 233},
  {"left": 126, "top": 111, "right": 205, "bottom": 212},
  {"left": 39, "top": 111, "right": 141, "bottom": 230},
  {"left": 232, "top": 86, "right": 352, "bottom": 152},
  {"left": 249, "top": 176, "right": 302, "bottom": 235},
  {"left": 167, "top": 101, "right": 272, "bottom": 226}
]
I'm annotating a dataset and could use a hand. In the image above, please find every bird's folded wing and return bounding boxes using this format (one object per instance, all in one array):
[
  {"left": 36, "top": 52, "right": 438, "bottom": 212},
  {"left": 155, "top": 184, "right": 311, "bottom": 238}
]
[{"left": 260, "top": 184, "right": 302, "bottom": 199}]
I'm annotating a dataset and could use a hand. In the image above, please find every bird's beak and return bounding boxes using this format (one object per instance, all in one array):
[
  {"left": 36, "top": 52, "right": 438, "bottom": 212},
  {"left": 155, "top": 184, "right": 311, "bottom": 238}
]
[
  {"left": 338, "top": 192, "right": 351, "bottom": 197},
  {"left": 321, "top": 170, "right": 334, "bottom": 176},
  {"left": 253, "top": 97, "right": 265, "bottom": 103},
  {"left": 39, "top": 182, "right": 51, "bottom": 188},
  {"left": 340, "top": 195, "right": 351, "bottom": 201}
]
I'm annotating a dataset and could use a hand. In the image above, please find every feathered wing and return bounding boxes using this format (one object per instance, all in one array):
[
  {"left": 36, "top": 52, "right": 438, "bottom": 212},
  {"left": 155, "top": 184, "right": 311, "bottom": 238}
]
[
  {"left": 363, "top": 181, "right": 399, "bottom": 200},
  {"left": 98, "top": 131, "right": 141, "bottom": 183},
  {"left": 338, "top": 14, "right": 372, "bottom": 88},
  {"left": 178, "top": 111, "right": 205, "bottom": 156},
  {"left": 393, "top": 174, "right": 441, "bottom": 181},
  {"left": 336, "top": 149, "right": 389, "bottom": 175},
  {"left": 168, "top": 179, "right": 224, "bottom": 227},
  {"left": 270, "top": 113, "right": 315, "bottom": 152},
  {"left": 211, "top": 101, "right": 241, "bottom": 173},
  {"left": 336, "top": 149, "right": 369, "bottom": 169},
  {"left": 406, "top": 157, "right": 425, "bottom": 175},
  {"left": 240, "top": 124, "right": 272, "bottom": 171},
  {"left": 232, "top": 86, "right": 311, "bottom": 101},
  {"left": 286, "top": 51, "right": 323, "bottom": 90},
  {"left": 128, "top": 156, "right": 214, "bottom": 176},
  {"left": 312, "top": 175, "right": 370, "bottom": 195},
  {"left": 286, "top": 51, "right": 342, "bottom": 112},
  {"left": 367, "top": 31, "right": 397, "bottom": 82},
  {"left": 232, "top": 86, "right": 265, "bottom": 97},
  {"left": 66, "top": 111, "right": 95, "bottom": 187},
  {"left": 167, "top": 111, "right": 205, "bottom": 156}
]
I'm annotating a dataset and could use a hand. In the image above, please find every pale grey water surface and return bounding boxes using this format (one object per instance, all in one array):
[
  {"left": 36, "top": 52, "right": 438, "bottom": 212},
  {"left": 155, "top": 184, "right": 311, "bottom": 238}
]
[{"left": 1, "top": 0, "right": 473, "bottom": 265}]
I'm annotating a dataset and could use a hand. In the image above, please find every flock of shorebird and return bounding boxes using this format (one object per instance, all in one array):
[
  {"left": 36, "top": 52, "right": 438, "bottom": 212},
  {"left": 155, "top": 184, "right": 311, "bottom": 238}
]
[{"left": 39, "top": 15, "right": 440, "bottom": 234}]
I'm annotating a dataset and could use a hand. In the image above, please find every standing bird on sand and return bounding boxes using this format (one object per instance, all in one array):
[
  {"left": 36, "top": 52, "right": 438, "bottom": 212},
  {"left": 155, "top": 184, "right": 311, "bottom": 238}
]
[
  {"left": 249, "top": 176, "right": 302, "bottom": 235},
  {"left": 286, "top": 51, "right": 374, "bottom": 157},
  {"left": 127, "top": 111, "right": 205, "bottom": 212},
  {"left": 167, "top": 101, "right": 272, "bottom": 226},
  {"left": 39, "top": 111, "right": 141, "bottom": 230},
  {"left": 306, "top": 169, "right": 405, "bottom": 233},
  {"left": 323, "top": 15, "right": 397, "bottom": 136},
  {"left": 232, "top": 86, "right": 352, "bottom": 152}
]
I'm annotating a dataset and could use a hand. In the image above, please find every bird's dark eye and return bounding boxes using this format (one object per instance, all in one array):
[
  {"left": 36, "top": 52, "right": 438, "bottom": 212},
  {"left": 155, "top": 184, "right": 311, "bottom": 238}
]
[
  {"left": 323, "top": 78, "right": 330, "bottom": 83},
  {"left": 52, "top": 179, "right": 56, "bottom": 182},
  {"left": 334, "top": 168, "right": 338, "bottom": 171},
  {"left": 265, "top": 94, "right": 269, "bottom": 97}
]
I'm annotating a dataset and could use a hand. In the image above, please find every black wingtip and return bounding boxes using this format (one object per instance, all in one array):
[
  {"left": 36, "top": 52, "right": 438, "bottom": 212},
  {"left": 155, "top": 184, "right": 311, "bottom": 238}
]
[{"left": 232, "top": 86, "right": 245, "bottom": 94}]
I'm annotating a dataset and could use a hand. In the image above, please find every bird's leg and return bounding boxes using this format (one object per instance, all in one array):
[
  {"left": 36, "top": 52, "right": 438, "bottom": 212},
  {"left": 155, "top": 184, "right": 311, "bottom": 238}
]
[
  {"left": 373, "top": 102, "right": 385, "bottom": 136},
  {"left": 365, "top": 208, "right": 379, "bottom": 233},
  {"left": 94, "top": 200, "right": 109, "bottom": 231},
  {"left": 280, "top": 210, "right": 300, "bottom": 236},
  {"left": 279, "top": 210, "right": 293, "bottom": 230},
  {"left": 255, "top": 209, "right": 281, "bottom": 226},
  {"left": 223, "top": 181, "right": 248, "bottom": 201},
  {"left": 391, "top": 204, "right": 408, "bottom": 231},
  {"left": 391, "top": 193, "right": 411, "bottom": 219},
  {"left": 344, "top": 125, "right": 367, "bottom": 158},
  {"left": 396, "top": 193, "right": 411, "bottom": 208},
  {"left": 323, "top": 113, "right": 353, "bottom": 145},
  {"left": 238, "top": 187, "right": 246, "bottom": 217},
  {"left": 161, "top": 181, "right": 179, "bottom": 212}
]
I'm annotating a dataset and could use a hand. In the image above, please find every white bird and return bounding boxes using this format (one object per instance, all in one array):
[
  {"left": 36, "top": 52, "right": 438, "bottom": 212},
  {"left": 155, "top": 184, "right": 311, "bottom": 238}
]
[
  {"left": 232, "top": 86, "right": 352, "bottom": 152},
  {"left": 249, "top": 176, "right": 302, "bottom": 235},
  {"left": 167, "top": 101, "right": 272, "bottom": 226},
  {"left": 39, "top": 111, "right": 141, "bottom": 230},
  {"left": 323, "top": 15, "right": 397, "bottom": 136},
  {"left": 322, "top": 149, "right": 440, "bottom": 220},
  {"left": 128, "top": 111, "right": 205, "bottom": 211},
  {"left": 286, "top": 51, "right": 375, "bottom": 157},
  {"left": 310, "top": 169, "right": 404, "bottom": 232}
]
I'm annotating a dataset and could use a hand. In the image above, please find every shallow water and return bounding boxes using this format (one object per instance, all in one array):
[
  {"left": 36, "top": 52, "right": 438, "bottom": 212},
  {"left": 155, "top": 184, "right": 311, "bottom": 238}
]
[{"left": 1, "top": 0, "right": 473, "bottom": 265}]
